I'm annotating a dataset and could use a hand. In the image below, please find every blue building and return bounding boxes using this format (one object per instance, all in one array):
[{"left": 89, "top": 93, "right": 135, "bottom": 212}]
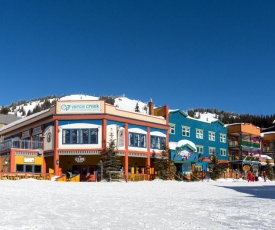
[{"left": 169, "top": 110, "right": 228, "bottom": 179}]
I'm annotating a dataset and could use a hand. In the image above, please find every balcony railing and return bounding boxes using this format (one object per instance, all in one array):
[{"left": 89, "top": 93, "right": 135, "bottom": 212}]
[
  {"left": 263, "top": 147, "right": 274, "bottom": 152},
  {"left": 228, "top": 141, "right": 239, "bottom": 147},
  {"left": 0, "top": 139, "right": 43, "bottom": 152},
  {"left": 241, "top": 140, "right": 260, "bottom": 148}
]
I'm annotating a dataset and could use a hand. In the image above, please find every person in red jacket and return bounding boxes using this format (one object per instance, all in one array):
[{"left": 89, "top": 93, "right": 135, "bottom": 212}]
[{"left": 247, "top": 171, "right": 254, "bottom": 182}]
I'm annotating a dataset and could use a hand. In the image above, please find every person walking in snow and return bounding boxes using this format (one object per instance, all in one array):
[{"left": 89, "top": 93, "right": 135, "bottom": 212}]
[
  {"left": 247, "top": 171, "right": 253, "bottom": 182},
  {"left": 263, "top": 171, "right": 267, "bottom": 182}
]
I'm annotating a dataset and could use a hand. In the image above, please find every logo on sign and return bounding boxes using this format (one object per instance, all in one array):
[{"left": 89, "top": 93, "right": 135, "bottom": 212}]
[
  {"left": 61, "top": 104, "right": 71, "bottom": 111},
  {"left": 75, "top": 156, "right": 85, "bottom": 163}
]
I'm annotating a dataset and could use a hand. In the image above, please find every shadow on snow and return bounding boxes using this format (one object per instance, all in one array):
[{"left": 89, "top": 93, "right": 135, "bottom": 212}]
[{"left": 218, "top": 185, "right": 275, "bottom": 200}]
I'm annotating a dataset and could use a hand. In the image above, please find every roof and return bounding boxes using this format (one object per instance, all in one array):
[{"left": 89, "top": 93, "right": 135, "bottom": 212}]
[
  {"left": 169, "top": 109, "right": 224, "bottom": 126},
  {"left": 0, "top": 114, "right": 21, "bottom": 125},
  {"left": 0, "top": 109, "right": 50, "bottom": 132},
  {"left": 169, "top": 139, "right": 197, "bottom": 152}
]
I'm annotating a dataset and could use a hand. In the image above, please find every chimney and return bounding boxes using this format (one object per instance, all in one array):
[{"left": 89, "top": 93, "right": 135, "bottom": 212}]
[{"left": 148, "top": 98, "right": 154, "bottom": 115}]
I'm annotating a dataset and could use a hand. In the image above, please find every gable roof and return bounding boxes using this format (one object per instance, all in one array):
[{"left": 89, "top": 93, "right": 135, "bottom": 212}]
[
  {"left": 169, "top": 109, "right": 225, "bottom": 126},
  {"left": 169, "top": 109, "right": 188, "bottom": 117}
]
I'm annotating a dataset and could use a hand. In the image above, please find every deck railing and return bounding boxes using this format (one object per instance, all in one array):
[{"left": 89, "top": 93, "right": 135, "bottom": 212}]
[
  {"left": 0, "top": 139, "right": 43, "bottom": 151},
  {"left": 0, "top": 172, "right": 51, "bottom": 180}
]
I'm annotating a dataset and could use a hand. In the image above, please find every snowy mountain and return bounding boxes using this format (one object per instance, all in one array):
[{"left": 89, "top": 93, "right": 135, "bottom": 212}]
[{"left": 2, "top": 94, "right": 274, "bottom": 128}]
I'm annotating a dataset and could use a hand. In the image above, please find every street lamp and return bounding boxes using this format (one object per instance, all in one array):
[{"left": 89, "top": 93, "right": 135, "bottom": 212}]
[
  {"left": 116, "top": 125, "right": 120, "bottom": 148},
  {"left": 100, "top": 160, "right": 103, "bottom": 181}
]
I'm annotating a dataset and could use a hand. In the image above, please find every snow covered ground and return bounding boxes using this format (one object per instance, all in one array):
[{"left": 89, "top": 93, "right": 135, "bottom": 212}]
[{"left": 0, "top": 178, "right": 275, "bottom": 230}]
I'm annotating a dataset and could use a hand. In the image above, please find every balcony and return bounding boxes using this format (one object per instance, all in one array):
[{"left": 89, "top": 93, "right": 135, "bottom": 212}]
[
  {"left": 263, "top": 147, "right": 274, "bottom": 153},
  {"left": 241, "top": 140, "right": 260, "bottom": 148},
  {"left": 228, "top": 141, "right": 239, "bottom": 147},
  {"left": 0, "top": 139, "right": 43, "bottom": 152}
]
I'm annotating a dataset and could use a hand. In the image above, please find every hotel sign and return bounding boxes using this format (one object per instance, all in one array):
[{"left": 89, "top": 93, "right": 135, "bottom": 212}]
[
  {"left": 22, "top": 130, "right": 30, "bottom": 139},
  {"left": 75, "top": 156, "right": 85, "bottom": 163},
  {"left": 32, "top": 126, "right": 42, "bottom": 135},
  {"left": 56, "top": 101, "right": 104, "bottom": 114},
  {"left": 24, "top": 157, "right": 35, "bottom": 163}
]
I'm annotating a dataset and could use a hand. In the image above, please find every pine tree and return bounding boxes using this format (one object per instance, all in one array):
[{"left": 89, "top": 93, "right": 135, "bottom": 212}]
[
  {"left": 135, "top": 102, "right": 140, "bottom": 112},
  {"left": 262, "top": 160, "right": 275, "bottom": 181},
  {"left": 0, "top": 107, "right": 9, "bottom": 114},
  {"left": 99, "top": 96, "right": 115, "bottom": 105},
  {"left": 100, "top": 133, "right": 121, "bottom": 181},
  {"left": 208, "top": 154, "right": 225, "bottom": 180},
  {"left": 153, "top": 146, "right": 176, "bottom": 180},
  {"left": 143, "top": 105, "right": 148, "bottom": 113}
]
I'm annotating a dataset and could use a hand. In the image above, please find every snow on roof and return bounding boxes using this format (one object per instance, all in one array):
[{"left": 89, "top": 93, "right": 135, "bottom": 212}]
[
  {"left": 114, "top": 96, "right": 148, "bottom": 114},
  {"left": 253, "top": 154, "right": 272, "bottom": 160},
  {"left": 169, "top": 139, "right": 197, "bottom": 151},
  {"left": 59, "top": 94, "right": 99, "bottom": 101},
  {"left": 196, "top": 112, "right": 218, "bottom": 122},
  {"left": 261, "top": 131, "right": 275, "bottom": 137},
  {"left": 170, "top": 110, "right": 220, "bottom": 124},
  {"left": 59, "top": 94, "right": 149, "bottom": 114},
  {"left": 224, "top": 123, "right": 243, "bottom": 127}
]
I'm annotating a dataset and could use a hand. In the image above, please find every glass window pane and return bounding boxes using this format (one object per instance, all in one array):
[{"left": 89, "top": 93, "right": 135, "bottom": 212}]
[
  {"left": 81, "top": 129, "right": 89, "bottom": 144},
  {"left": 34, "top": 165, "right": 41, "bottom": 173},
  {"left": 90, "top": 129, "right": 98, "bottom": 144},
  {"left": 63, "top": 130, "right": 70, "bottom": 144},
  {"left": 129, "top": 133, "right": 134, "bottom": 146},
  {"left": 26, "top": 165, "right": 33, "bottom": 172},
  {"left": 16, "top": 164, "right": 24, "bottom": 172}
]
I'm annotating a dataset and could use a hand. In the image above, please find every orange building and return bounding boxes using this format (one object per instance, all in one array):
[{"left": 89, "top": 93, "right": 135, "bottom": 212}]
[
  {"left": 261, "top": 129, "right": 275, "bottom": 166},
  {"left": 226, "top": 123, "right": 261, "bottom": 173},
  {"left": 0, "top": 98, "right": 169, "bottom": 181}
]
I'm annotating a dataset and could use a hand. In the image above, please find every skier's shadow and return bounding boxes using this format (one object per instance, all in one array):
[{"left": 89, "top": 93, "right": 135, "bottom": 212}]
[{"left": 218, "top": 185, "right": 275, "bottom": 199}]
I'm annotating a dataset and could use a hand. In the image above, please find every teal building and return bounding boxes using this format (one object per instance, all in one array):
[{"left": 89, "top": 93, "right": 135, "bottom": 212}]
[{"left": 169, "top": 110, "right": 228, "bottom": 178}]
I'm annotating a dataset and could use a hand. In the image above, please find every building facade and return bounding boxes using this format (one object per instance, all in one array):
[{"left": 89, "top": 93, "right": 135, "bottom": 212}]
[
  {"left": 169, "top": 110, "right": 228, "bottom": 179},
  {"left": 0, "top": 98, "right": 170, "bottom": 181},
  {"left": 261, "top": 126, "right": 275, "bottom": 167},
  {"left": 226, "top": 123, "right": 262, "bottom": 175}
]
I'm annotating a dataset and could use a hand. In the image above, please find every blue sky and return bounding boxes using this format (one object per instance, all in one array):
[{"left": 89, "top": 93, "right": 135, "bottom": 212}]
[{"left": 1, "top": 1, "right": 275, "bottom": 115}]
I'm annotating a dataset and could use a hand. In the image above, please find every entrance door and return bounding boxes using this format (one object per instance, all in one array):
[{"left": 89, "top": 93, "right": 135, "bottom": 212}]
[{"left": 80, "top": 165, "right": 95, "bottom": 181}]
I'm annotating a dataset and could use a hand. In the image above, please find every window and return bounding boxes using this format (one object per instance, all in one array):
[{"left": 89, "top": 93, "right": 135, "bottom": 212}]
[
  {"left": 209, "top": 147, "right": 215, "bottom": 155},
  {"left": 220, "top": 148, "right": 226, "bottom": 156},
  {"left": 129, "top": 132, "right": 146, "bottom": 148},
  {"left": 16, "top": 164, "right": 42, "bottom": 173},
  {"left": 170, "top": 124, "right": 175, "bottom": 134},
  {"left": 71, "top": 129, "right": 78, "bottom": 144},
  {"left": 220, "top": 134, "right": 226, "bottom": 143},
  {"left": 26, "top": 165, "right": 32, "bottom": 172},
  {"left": 182, "top": 126, "right": 190, "bottom": 137},
  {"left": 62, "top": 129, "right": 98, "bottom": 145},
  {"left": 34, "top": 165, "right": 42, "bottom": 173},
  {"left": 150, "top": 135, "right": 166, "bottom": 150},
  {"left": 90, "top": 129, "right": 98, "bottom": 144},
  {"left": 32, "top": 134, "right": 43, "bottom": 149},
  {"left": 81, "top": 129, "right": 89, "bottom": 144},
  {"left": 194, "top": 164, "right": 202, "bottom": 172},
  {"left": 208, "top": 131, "right": 215, "bottom": 141},
  {"left": 21, "top": 139, "right": 30, "bottom": 149},
  {"left": 196, "top": 145, "right": 204, "bottom": 154},
  {"left": 196, "top": 129, "right": 203, "bottom": 139},
  {"left": 63, "top": 130, "right": 70, "bottom": 144},
  {"left": 129, "top": 133, "right": 134, "bottom": 146},
  {"left": 16, "top": 164, "right": 24, "bottom": 172}
]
